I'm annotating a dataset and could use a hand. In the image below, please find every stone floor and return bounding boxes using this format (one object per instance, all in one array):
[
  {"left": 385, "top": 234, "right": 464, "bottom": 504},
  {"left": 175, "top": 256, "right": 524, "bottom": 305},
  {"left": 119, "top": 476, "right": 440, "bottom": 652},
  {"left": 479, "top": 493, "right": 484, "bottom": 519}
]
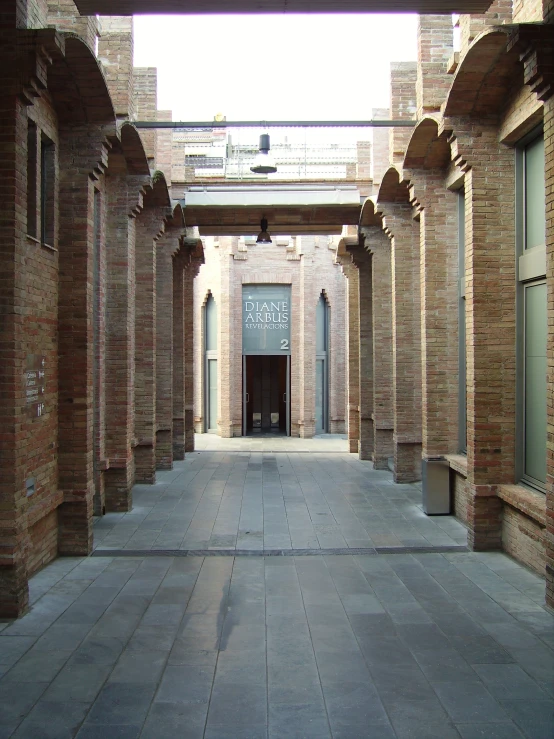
[{"left": 0, "top": 437, "right": 553, "bottom": 738}]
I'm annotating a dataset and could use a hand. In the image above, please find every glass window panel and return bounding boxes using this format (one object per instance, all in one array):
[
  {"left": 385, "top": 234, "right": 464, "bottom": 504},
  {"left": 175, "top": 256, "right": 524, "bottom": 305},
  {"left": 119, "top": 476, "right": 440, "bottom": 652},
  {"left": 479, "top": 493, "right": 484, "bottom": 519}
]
[
  {"left": 206, "top": 295, "right": 217, "bottom": 351},
  {"left": 458, "top": 191, "right": 466, "bottom": 453},
  {"left": 525, "top": 136, "right": 545, "bottom": 250},
  {"left": 316, "top": 295, "right": 327, "bottom": 352},
  {"left": 524, "top": 283, "right": 546, "bottom": 484},
  {"left": 315, "top": 358, "right": 324, "bottom": 433},
  {"left": 208, "top": 358, "right": 218, "bottom": 430},
  {"left": 242, "top": 285, "right": 291, "bottom": 354}
]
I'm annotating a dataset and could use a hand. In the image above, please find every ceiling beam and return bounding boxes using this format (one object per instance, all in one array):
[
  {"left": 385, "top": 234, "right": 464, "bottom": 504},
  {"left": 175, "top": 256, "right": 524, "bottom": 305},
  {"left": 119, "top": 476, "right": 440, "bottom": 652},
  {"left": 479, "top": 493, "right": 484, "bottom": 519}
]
[{"left": 75, "top": 0, "right": 493, "bottom": 15}]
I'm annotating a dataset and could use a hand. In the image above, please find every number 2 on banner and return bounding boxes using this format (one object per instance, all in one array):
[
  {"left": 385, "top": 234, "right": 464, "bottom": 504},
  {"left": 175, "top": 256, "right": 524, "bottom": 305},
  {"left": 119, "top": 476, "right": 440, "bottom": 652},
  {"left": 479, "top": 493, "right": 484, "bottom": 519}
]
[{"left": 280, "top": 339, "right": 289, "bottom": 350}]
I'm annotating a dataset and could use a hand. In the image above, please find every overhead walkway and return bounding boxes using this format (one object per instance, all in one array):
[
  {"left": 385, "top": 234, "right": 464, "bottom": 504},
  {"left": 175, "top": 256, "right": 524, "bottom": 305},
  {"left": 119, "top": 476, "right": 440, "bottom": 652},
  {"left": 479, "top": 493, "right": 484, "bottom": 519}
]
[{"left": 1, "top": 438, "right": 552, "bottom": 738}]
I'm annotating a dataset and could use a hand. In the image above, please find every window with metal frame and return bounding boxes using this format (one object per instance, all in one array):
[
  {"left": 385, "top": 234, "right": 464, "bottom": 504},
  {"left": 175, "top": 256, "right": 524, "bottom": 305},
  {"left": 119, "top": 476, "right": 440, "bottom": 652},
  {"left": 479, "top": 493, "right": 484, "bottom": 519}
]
[{"left": 516, "top": 129, "right": 546, "bottom": 491}]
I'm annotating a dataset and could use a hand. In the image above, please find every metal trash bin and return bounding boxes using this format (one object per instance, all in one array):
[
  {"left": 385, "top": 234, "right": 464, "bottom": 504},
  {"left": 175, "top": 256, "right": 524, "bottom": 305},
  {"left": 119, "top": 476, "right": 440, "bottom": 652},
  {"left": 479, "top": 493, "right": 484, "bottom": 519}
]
[{"left": 422, "top": 457, "right": 451, "bottom": 515}]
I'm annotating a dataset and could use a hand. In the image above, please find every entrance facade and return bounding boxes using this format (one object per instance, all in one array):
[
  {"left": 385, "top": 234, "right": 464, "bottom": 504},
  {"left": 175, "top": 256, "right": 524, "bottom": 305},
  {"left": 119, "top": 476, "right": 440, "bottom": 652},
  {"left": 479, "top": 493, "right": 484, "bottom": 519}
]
[
  {"left": 243, "top": 355, "right": 289, "bottom": 435},
  {"left": 193, "top": 235, "right": 347, "bottom": 439}
]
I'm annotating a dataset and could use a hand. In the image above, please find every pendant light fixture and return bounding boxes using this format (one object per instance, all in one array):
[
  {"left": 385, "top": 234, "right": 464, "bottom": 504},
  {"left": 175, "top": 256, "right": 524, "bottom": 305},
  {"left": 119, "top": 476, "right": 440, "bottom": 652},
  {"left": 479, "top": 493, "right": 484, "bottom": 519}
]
[
  {"left": 256, "top": 217, "right": 272, "bottom": 244},
  {"left": 250, "top": 134, "right": 277, "bottom": 174}
]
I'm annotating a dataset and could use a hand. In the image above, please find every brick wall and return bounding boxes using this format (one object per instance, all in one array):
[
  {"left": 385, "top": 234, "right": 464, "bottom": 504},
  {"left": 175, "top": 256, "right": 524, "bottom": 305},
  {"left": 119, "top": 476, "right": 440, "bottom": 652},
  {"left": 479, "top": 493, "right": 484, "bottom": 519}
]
[
  {"left": 458, "top": 0, "right": 512, "bottom": 57},
  {"left": 416, "top": 15, "right": 453, "bottom": 117},
  {"left": 47, "top": 0, "right": 98, "bottom": 51},
  {"left": 133, "top": 67, "right": 157, "bottom": 164},
  {"left": 390, "top": 63, "right": 417, "bottom": 165},
  {"left": 98, "top": 16, "right": 135, "bottom": 120}
]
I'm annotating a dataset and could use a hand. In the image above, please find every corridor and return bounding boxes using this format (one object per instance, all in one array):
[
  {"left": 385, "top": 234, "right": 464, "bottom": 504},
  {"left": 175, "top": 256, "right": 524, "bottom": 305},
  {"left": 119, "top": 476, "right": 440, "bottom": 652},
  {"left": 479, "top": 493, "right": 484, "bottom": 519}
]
[{"left": 0, "top": 439, "right": 553, "bottom": 738}]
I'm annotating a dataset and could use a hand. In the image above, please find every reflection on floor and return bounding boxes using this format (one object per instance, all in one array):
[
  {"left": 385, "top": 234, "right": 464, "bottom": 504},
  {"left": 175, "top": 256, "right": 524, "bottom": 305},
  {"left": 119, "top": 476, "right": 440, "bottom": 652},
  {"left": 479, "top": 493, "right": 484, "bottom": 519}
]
[{"left": 1, "top": 438, "right": 552, "bottom": 738}]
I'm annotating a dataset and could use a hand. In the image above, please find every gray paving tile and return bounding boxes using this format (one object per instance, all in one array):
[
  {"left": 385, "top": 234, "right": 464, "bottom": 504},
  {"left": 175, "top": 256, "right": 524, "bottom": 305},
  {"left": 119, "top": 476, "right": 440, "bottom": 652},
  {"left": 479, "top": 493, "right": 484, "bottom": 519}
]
[
  {"left": 12, "top": 700, "right": 90, "bottom": 739},
  {"left": 76, "top": 724, "right": 142, "bottom": 738},
  {"left": 455, "top": 723, "right": 525, "bottom": 739},
  {"left": 432, "top": 680, "right": 510, "bottom": 723},
  {"left": 499, "top": 699, "right": 554, "bottom": 739},
  {"left": 85, "top": 682, "right": 156, "bottom": 725}
]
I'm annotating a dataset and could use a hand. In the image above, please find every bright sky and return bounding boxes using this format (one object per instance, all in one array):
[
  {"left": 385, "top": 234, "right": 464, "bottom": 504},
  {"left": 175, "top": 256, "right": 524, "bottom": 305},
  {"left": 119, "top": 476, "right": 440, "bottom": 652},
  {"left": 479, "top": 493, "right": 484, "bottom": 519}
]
[{"left": 133, "top": 14, "right": 419, "bottom": 123}]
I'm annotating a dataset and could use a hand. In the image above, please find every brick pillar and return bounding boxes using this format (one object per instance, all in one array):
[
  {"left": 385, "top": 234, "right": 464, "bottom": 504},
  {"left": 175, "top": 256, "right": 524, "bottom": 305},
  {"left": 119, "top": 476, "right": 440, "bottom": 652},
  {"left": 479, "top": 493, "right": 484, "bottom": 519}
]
[
  {"left": 371, "top": 107, "right": 390, "bottom": 193},
  {"left": 184, "top": 247, "right": 203, "bottom": 449},
  {"left": 390, "top": 63, "right": 417, "bottom": 165},
  {"left": 408, "top": 171, "right": 459, "bottom": 459},
  {"left": 134, "top": 209, "right": 162, "bottom": 483},
  {"left": 47, "top": 0, "right": 99, "bottom": 52},
  {"left": 363, "top": 227, "right": 394, "bottom": 469},
  {"left": 343, "top": 261, "right": 360, "bottom": 453},
  {"left": 57, "top": 126, "right": 111, "bottom": 556},
  {"left": 155, "top": 230, "right": 178, "bottom": 470},
  {"left": 157, "top": 110, "right": 173, "bottom": 183},
  {"left": 133, "top": 67, "right": 157, "bottom": 167},
  {"left": 299, "top": 253, "right": 316, "bottom": 439},
  {"left": 173, "top": 250, "right": 186, "bottom": 459},
  {"left": 0, "top": 33, "right": 33, "bottom": 615},
  {"left": 97, "top": 16, "right": 135, "bottom": 120},
  {"left": 416, "top": 15, "right": 453, "bottom": 118},
  {"left": 103, "top": 175, "right": 146, "bottom": 512},
  {"left": 458, "top": 0, "right": 512, "bottom": 56},
  {"left": 348, "top": 246, "right": 373, "bottom": 460},
  {"left": 448, "top": 120, "right": 516, "bottom": 550},
  {"left": 382, "top": 204, "right": 422, "bottom": 483}
]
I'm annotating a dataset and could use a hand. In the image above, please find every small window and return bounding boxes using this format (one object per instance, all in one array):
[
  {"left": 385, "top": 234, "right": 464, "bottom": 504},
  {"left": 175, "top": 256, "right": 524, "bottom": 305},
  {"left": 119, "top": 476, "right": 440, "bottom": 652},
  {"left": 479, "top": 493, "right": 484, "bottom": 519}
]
[
  {"left": 40, "top": 134, "right": 55, "bottom": 246},
  {"left": 27, "top": 121, "right": 37, "bottom": 238},
  {"left": 523, "top": 136, "right": 545, "bottom": 251}
]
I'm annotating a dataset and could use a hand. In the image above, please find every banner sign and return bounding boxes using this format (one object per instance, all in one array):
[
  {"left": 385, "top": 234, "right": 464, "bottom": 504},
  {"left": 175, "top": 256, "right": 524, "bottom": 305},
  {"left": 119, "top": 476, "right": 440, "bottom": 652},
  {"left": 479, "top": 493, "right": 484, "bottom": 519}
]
[{"left": 242, "top": 285, "right": 291, "bottom": 355}]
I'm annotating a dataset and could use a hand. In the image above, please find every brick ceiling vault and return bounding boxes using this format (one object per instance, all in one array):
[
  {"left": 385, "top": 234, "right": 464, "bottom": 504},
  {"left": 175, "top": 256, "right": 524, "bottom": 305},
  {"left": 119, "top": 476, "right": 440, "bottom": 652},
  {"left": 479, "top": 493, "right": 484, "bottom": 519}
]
[{"left": 74, "top": 0, "right": 494, "bottom": 15}]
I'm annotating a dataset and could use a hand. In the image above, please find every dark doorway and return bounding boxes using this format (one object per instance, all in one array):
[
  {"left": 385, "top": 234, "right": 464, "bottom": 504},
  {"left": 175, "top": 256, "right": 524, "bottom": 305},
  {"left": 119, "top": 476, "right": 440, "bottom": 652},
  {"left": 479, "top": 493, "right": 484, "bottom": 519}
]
[{"left": 244, "top": 355, "right": 289, "bottom": 435}]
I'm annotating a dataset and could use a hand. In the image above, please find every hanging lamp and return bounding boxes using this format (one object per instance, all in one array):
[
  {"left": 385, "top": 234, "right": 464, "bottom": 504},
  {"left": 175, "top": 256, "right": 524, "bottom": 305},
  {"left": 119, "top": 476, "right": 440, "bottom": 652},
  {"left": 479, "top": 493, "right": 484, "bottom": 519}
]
[
  {"left": 256, "top": 217, "right": 272, "bottom": 244},
  {"left": 250, "top": 134, "right": 277, "bottom": 174}
]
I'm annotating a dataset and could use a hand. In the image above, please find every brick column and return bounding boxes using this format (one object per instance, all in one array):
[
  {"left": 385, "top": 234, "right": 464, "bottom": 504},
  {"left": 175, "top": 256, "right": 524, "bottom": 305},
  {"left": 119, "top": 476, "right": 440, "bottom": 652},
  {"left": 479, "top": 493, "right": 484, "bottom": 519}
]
[
  {"left": 343, "top": 260, "right": 360, "bottom": 453},
  {"left": 390, "top": 63, "right": 417, "bottom": 165},
  {"left": 184, "top": 245, "right": 203, "bottom": 449},
  {"left": 348, "top": 246, "right": 373, "bottom": 460},
  {"left": 173, "top": 250, "right": 186, "bottom": 459},
  {"left": 134, "top": 209, "right": 163, "bottom": 483},
  {"left": 97, "top": 16, "right": 135, "bottom": 119},
  {"left": 103, "top": 175, "right": 146, "bottom": 512},
  {"left": 382, "top": 204, "right": 422, "bottom": 483},
  {"left": 155, "top": 230, "right": 179, "bottom": 470},
  {"left": 0, "top": 36, "right": 33, "bottom": 615},
  {"left": 408, "top": 171, "right": 459, "bottom": 459},
  {"left": 57, "top": 125, "right": 111, "bottom": 555},
  {"left": 447, "top": 120, "right": 516, "bottom": 549},
  {"left": 416, "top": 15, "right": 453, "bottom": 118},
  {"left": 363, "top": 227, "right": 394, "bottom": 470}
]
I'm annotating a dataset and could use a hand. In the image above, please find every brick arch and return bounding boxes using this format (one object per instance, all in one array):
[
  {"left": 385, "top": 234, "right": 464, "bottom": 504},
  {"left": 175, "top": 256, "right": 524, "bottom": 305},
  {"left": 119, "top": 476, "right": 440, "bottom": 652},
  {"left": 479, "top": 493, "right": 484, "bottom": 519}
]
[
  {"left": 377, "top": 166, "right": 410, "bottom": 204},
  {"left": 119, "top": 122, "right": 150, "bottom": 176},
  {"left": 403, "top": 117, "right": 451, "bottom": 170},
  {"left": 47, "top": 33, "right": 116, "bottom": 127},
  {"left": 359, "top": 198, "right": 382, "bottom": 228},
  {"left": 444, "top": 27, "right": 523, "bottom": 117},
  {"left": 143, "top": 170, "right": 171, "bottom": 209}
]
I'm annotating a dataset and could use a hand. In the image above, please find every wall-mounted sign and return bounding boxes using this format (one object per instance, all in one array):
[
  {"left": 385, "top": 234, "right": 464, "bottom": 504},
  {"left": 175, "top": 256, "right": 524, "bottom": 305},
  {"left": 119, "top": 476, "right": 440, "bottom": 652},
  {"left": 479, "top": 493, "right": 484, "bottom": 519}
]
[
  {"left": 25, "top": 355, "right": 46, "bottom": 417},
  {"left": 242, "top": 285, "right": 291, "bottom": 355}
]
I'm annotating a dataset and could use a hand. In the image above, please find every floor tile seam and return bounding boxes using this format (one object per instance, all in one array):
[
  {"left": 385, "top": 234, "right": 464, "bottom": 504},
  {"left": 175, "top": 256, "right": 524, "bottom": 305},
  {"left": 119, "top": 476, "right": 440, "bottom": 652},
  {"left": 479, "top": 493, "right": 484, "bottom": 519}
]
[
  {"left": 411, "top": 555, "right": 531, "bottom": 655},
  {"left": 108, "top": 562, "right": 207, "bottom": 739},
  {"left": 290, "top": 556, "right": 335, "bottom": 739},
  {"left": 451, "top": 554, "right": 548, "bottom": 605},
  {"left": 344, "top": 556, "right": 470, "bottom": 733},
  {"left": 202, "top": 555, "right": 241, "bottom": 739}
]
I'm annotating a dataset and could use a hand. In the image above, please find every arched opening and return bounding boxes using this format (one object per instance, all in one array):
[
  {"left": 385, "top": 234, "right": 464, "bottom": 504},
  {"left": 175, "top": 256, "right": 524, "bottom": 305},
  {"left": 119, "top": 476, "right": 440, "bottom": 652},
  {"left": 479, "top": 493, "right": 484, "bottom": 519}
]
[
  {"left": 204, "top": 293, "right": 218, "bottom": 433},
  {"left": 315, "top": 292, "right": 330, "bottom": 434}
]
